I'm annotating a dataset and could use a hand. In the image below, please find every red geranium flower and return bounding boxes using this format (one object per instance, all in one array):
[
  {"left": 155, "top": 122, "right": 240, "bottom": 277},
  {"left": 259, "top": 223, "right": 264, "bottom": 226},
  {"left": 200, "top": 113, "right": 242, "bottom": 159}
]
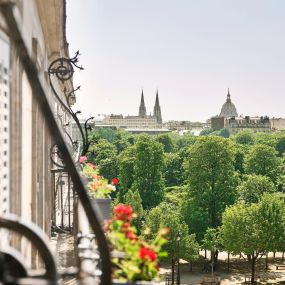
[
  {"left": 126, "top": 230, "right": 138, "bottom": 241},
  {"left": 111, "top": 177, "right": 119, "bottom": 185},
  {"left": 114, "top": 204, "right": 132, "bottom": 221},
  {"left": 139, "top": 246, "right": 157, "bottom": 262}
]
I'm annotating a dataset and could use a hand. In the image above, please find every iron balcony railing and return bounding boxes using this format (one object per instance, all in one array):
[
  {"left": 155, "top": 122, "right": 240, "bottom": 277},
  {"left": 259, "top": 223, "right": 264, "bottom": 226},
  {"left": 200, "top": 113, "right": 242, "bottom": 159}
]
[{"left": 0, "top": 2, "right": 111, "bottom": 284}]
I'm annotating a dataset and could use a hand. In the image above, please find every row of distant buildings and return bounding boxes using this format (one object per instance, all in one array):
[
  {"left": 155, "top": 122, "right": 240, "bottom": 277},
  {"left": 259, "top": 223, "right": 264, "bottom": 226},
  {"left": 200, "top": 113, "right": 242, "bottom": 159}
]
[
  {"left": 211, "top": 89, "right": 285, "bottom": 134},
  {"left": 73, "top": 89, "right": 285, "bottom": 138}
]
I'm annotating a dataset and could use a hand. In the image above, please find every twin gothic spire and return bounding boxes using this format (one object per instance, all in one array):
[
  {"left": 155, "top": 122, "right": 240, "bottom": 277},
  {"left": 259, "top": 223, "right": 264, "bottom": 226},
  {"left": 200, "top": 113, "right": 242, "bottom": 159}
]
[{"left": 138, "top": 89, "right": 162, "bottom": 124}]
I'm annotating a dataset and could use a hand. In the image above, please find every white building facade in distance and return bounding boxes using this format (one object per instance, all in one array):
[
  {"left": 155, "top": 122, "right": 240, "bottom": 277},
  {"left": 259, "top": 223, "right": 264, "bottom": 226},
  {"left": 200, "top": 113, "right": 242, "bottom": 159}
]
[{"left": 102, "top": 90, "right": 163, "bottom": 129}]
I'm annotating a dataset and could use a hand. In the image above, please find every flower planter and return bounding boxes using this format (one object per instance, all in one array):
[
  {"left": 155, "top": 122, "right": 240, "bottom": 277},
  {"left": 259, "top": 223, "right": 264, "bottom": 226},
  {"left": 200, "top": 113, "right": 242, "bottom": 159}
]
[
  {"left": 91, "top": 198, "right": 112, "bottom": 222},
  {"left": 112, "top": 281, "right": 158, "bottom": 285}
]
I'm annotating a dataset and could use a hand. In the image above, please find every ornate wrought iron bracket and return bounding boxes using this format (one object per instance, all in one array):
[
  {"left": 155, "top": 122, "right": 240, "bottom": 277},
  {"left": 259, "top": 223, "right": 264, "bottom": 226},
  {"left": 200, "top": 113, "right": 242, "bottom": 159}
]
[{"left": 48, "top": 53, "right": 93, "bottom": 157}]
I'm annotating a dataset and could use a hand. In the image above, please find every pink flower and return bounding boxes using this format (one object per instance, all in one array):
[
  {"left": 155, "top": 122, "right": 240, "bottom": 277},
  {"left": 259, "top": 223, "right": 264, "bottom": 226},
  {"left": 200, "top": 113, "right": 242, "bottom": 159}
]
[{"left": 79, "top": 156, "right": 87, "bottom": 164}]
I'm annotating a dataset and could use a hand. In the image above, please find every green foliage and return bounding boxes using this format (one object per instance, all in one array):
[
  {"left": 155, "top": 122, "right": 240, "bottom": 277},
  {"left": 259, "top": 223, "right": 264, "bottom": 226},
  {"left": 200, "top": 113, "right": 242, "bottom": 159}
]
[
  {"left": 245, "top": 144, "right": 283, "bottom": 183},
  {"left": 164, "top": 186, "right": 188, "bottom": 208},
  {"left": 233, "top": 144, "right": 249, "bottom": 176},
  {"left": 221, "top": 194, "right": 285, "bottom": 282},
  {"left": 164, "top": 152, "right": 185, "bottom": 187},
  {"left": 175, "top": 132, "right": 197, "bottom": 150},
  {"left": 200, "top": 128, "right": 214, "bottom": 136},
  {"left": 202, "top": 228, "right": 220, "bottom": 252},
  {"left": 124, "top": 189, "right": 144, "bottom": 229},
  {"left": 221, "top": 193, "right": 285, "bottom": 256},
  {"left": 155, "top": 134, "right": 175, "bottom": 153},
  {"left": 275, "top": 134, "right": 285, "bottom": 157},
  {"left": 234, "top": 130, "right": 255, "bottom": 145},
  {"left": 184, "top": 136, "right": 239, "bottom": 229},
  {"left": 113, "top": 131, "right": 132, "bottom": 153},
  {"left": 254, "top": 132, "right": 277, "bottom": 148},
  {"left": 181, "top": 199, "right": 209, "bottom": 243},
  {"left": 117, "top": 147, "right": 136, "bottom": 201},
  {"left": 202, "top": 228, "right": 221, "bottom": 274},
  {"left": 132, "top": 135, "right": 165, "bottom": 210},
  {"left": 237, "top": 174, "right": 276, "bottom": 204},
  {"left": 88, "top": 139, "right": 117, "bottom": 164},
  {"left": 98, "top": 157, "right": 119, "bottom": 181},
  {"left": 90, "top": 128, "right": 117, "bottom": 143},
  {"left": 211, "top": 128, "right": 230, "bottom": 138},
  {"left": 145, "top": 203, "right": 199, "bottom": 262}
]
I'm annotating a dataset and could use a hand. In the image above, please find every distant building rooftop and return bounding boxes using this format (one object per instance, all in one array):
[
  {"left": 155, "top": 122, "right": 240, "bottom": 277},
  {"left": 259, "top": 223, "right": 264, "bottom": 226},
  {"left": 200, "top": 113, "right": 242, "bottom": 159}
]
[{"left": 125, "top": 128, "right": 171, "bottom": 135}]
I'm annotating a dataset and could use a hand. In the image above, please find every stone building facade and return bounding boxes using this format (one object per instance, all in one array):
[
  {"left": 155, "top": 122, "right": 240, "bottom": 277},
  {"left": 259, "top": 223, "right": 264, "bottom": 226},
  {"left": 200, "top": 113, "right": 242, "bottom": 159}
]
[
  {"left": 270, "top": 118, "right": 285, "bottom": 131},
  {"left": 225, "top": 116, "right": 271, "bottom": 135},
  {"left": 0, "top": 0, "right": 73, "bottom": 267},
  {"left": 102, "top": 90, "right": 163, "bottom": 129}
]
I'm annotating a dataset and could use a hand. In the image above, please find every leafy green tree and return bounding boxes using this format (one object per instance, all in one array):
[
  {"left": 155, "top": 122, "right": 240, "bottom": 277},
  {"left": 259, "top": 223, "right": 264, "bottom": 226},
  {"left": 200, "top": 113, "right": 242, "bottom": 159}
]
[
  {"left": 237, "top": 174, "right": 276, "bottom": 204},
  {"left": 132, "top": 136, "right": 165, "bottom": 210},
  {"left": 88, "top": 139, "right": 117, "bottom": 164},
  {"left": 89, "top": 128, "right": 117, "bottom": 143},
  {"left": 277, "top": 175, "right": 285, "bottom": 192},
  {"left": 245, "top": 144, "right": 282, "bottom": 183},
  {"left": 124, "top": 189, "right": 144, "bottom": 230},
  {"left": 175, "top": 133, "right": 196, "bottom": 150},
  {"left": 164, "top": 186, "right": 188, "bottom": 209},
  {"left": 145, "top": 203, "right": 199, "bottom": 278},
  {"left": 113, "top": 131, "right": 132, "bottom": 153},
  {"left": 164, "top": 152, "right": 184, "bottom": 187},
  {"left": 218, "top": 128, "right": 230, "bottom": 138},
  {"left": 275, "top": 134, "right": 285, "bottom": 157},
  {"left": 98, "top": 156, "right": 119, "bottom": 181},
  {"left": 211, "top": 128, "right": 230, "bottom": 138},
  {"left": 117, "top": 146, "right": 136, "bottom": 201},
  {"left": 254, "top": 132, "right": 277, "bottom": 148},
  {"left": 233, "top": 144, "right": 250, "bottom": 176},
  {"left": 155, "top": 134, "right": 175, "bottom": 153},
  {"left": 221, "top": 194, "right": 285, "bottom": 283},
  {"left": 200, "top": 128, "right": 214, "bottom": 136},
  {"left": 181, "top": 199, "right": 209, "bottom": 243},
  {"left": 202, "top": 228, "right": 221, "bottom": 275},
  {"left": 184, "top": 136, "right": 239, "bottom": 229},
  {"left": 234, "top": 130, "right": 255, "bottom": 145}
]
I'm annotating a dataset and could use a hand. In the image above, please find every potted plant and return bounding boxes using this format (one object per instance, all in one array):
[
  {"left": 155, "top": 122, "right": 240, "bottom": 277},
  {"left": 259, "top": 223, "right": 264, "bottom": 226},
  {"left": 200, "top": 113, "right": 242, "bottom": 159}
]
[
  {"left": 106, "top": 204, "right": 169, "bottom": 284},
  {"left": 81, "top": 158, "right": 118, "bottom": 221}
]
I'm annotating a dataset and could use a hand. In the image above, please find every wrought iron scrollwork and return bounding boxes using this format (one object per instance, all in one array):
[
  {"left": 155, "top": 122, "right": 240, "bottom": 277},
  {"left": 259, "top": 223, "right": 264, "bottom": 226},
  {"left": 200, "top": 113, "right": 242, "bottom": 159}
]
[
  {"left": 48, "top": 51, "right": 83, "bottom": 83},
  {"left": 50, "top": 143, "right": 66, "bottom": 170},
  {"left": 48, "top": 52, "right": 94, "bottom": 157}
]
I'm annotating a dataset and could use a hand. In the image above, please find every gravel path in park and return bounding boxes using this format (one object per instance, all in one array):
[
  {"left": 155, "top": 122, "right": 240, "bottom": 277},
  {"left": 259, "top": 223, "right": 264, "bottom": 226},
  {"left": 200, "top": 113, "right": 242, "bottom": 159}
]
[{"left": 159, "top": 251, "right": 285, "bottom": 285}]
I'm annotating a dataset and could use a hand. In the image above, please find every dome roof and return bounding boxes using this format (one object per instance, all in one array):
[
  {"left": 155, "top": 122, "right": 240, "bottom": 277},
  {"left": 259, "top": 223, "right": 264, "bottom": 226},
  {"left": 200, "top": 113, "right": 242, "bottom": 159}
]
[{"left": 219, "top": 89, "right": 238, "bottom": 118}]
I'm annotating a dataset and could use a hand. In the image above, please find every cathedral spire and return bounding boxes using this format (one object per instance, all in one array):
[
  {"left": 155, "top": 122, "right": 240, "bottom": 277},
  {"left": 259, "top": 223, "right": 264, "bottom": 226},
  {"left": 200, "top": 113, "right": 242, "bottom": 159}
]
[
  {"left": 139, "top": 89, "right": 147, "bottom": 118},
  {"left": 227, "top": 88, "right": 231, "bottom": 101},
  {"left": 153, "top": 89, "right": 162, "bottom": 124},
  {"left": 155, "top": 89, "right": 159, "bottom": 105}
]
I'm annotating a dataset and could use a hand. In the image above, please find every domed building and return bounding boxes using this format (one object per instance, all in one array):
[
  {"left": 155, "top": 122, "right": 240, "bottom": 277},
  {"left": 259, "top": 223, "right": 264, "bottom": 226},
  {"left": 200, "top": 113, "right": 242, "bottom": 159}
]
[{"left": 219, "top": 89, "right": 238, "bottom": 118}]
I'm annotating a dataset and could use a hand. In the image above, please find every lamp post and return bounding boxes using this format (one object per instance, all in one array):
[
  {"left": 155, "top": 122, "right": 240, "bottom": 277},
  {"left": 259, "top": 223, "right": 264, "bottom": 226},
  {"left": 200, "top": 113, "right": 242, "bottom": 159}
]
[{"left": 176, "top": 232, "right": 181, "bottom": 285}]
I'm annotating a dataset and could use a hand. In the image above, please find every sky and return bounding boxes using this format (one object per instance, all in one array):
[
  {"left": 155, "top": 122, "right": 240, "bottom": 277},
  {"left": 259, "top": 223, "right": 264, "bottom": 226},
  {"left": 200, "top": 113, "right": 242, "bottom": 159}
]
[{"left": 66, "top": 0, "right": 285, "bottom": 122}]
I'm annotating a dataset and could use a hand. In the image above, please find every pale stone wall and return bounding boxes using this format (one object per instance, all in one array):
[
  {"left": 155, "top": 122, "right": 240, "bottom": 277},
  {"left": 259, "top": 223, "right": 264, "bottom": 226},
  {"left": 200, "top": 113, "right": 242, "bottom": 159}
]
[
  {"left": 270, "top": 118, "right": 285, "bottom": 131},
  {"left": 103, "top": 116, "right": 158, "bottom": 129},
  {"left": 0, "top": 0, "right": 73, "bottom": 268}
]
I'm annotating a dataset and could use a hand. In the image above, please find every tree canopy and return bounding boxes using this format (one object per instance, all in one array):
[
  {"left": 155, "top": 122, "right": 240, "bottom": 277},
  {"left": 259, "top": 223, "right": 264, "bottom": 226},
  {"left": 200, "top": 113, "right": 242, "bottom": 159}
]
[{"left": 184, "top": 136, "right": 238, "bottom": 229}]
